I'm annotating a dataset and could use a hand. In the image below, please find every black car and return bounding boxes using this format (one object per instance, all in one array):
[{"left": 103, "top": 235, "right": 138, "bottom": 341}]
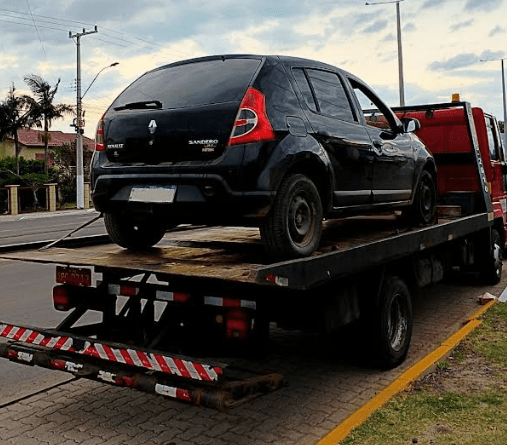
[{"left": 91, "top": 54, "right": 436, "bottom": 257}]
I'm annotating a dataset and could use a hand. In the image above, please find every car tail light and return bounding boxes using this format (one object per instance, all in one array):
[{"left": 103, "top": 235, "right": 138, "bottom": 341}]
[
  {"left": 228, "top": 87, "right": 275, "bottom": 146},
  {"left": 95, "top": 116, "right": 105, "bottom": 151}
]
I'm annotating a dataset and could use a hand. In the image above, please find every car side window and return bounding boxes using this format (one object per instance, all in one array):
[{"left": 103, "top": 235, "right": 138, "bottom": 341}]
[
  {"left": 348, "top": 78, "right": 396, "bottom": 132},
  {"left": 292, "top": 68, "right": 317, "bottom": 113},
  {"left": 306, "top": 69, "right": 355, "bottom": 122}
]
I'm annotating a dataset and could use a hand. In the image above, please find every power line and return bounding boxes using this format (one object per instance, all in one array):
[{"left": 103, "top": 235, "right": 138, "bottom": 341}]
[{"left": 25, "top": 0, "right": 46, "bottom": 56}]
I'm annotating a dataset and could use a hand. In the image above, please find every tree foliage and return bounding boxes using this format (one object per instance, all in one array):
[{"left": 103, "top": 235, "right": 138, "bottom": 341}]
[
  {"left": 0, "top": 85, "right": 32, "bottom": 174},
  {"left": 50, "top": 141, "right": 93, "bottom": 205},
  {"left": 23, "top": 75, "right": 74, "bottom": 174}
]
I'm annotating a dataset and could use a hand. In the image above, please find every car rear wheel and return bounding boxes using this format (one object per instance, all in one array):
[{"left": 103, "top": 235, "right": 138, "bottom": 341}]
[
  {"left": 104, "top": 212, "right": 167, "bottom": 250},
  {"left": 412, "top": 170, "right": 436, "bottom": 225},
  {"left": 260, "top": 174, "right": 323, "bottom": 258}
]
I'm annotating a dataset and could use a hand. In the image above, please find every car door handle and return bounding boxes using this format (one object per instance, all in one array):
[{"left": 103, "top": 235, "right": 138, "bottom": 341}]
[{"left": 372, "top": 139, "right": 384, "bottom": 149}]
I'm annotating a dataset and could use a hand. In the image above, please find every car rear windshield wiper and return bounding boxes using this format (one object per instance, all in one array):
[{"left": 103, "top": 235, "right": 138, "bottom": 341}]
[{"left": 114, "top": 100, "right": 162, "bottom": 111}]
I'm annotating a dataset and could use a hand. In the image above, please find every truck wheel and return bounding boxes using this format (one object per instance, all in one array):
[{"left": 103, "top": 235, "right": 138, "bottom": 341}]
[
  {"left": 480, "top": 228, "right": 503, "bottom": 285},
  {"left": 104, "top": 212, "right": 166, "bottom": 250},
  {"left": 412, "top": 170, "right": 436, "bottom": 225},
  {"left": 372, "top": 276, "right": 413, "bottom": 368},
  {"left": 260, "top": 174, "right": 323, "bottom": 258}
]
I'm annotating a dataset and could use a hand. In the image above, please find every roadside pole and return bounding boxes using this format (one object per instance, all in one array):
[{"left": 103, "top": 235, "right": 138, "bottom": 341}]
[{"left": 69, "top": 27, "right": 98, "bottom": 209}]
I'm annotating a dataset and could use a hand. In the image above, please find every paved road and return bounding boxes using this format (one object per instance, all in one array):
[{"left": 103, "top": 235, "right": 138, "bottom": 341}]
[
  {"left": 0, "top": 209, "right": 107, "bottom": 248},
  {"left": 0, "top": 258, "right": 505, "bottom": 444}
]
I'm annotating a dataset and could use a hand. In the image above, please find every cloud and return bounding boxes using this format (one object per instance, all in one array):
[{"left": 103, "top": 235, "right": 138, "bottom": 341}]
[
  {"left": 489, "top": 25, "right": 506, "bottom": 37},
  {"left": 363, "top": 20, "right": 388, "bottom": 34},
  {"left": 403, "top": 23, "right": 416, "bottom": 33},
  {"left": 422, "top": 0, "right": 452, "bottom": 8},
  {"left": 450, "top": 19, "right": 474, "bottom": 32},
  {"left": 428, "top": 53, "right": 480, "bottom": 71},
  {"left": 464, "top": 0, "right": 503, "bottom": 11},
  {"left": 428, "top": 50, "right": 506, "bottom": 72}
]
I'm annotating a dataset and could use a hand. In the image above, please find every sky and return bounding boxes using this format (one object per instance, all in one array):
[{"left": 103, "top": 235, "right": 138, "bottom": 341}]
[{"left": 0, "top": 0, "right": 506, "bottom": 139}]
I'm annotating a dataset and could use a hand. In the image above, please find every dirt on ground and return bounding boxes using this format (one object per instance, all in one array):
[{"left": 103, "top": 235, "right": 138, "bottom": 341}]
[{"left": 409, "top": 331, "right": 507, "bottom": 397}]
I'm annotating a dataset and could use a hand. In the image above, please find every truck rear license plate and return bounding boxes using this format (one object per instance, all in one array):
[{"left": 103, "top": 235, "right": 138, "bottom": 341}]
[
  {"left": 129, "top": 186, "right": 176, "bottom": 203},
  {"left": 56, "top": 266, "right": 92, "bottom": 287}
]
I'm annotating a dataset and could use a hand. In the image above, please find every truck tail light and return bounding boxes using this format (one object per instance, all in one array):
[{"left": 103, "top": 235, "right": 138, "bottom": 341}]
[
  {"left": 119, "top": 284, "right": 139, "bottom": 297},
  {"left": 53, "top": 285, "right": 76, "bottom": 311},
  {"left": 95, "top": 116, "right": 105, "bottom": 151},
  {"left": 228, "top": 87, "right": 275, "bottom": 146},
  {"left": 225, "top": 309, "right": 250, "bottom": 340}
]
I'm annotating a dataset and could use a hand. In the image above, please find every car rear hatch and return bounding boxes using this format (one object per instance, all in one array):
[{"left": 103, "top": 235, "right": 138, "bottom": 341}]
[{"left": 103, "top": 57, "right": 263, "bottom": 164}]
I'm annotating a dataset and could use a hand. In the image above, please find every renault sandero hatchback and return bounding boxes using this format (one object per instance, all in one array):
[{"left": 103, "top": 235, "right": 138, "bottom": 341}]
[{"left": 91, "top": 55, "right": 436, "bottom": 257}]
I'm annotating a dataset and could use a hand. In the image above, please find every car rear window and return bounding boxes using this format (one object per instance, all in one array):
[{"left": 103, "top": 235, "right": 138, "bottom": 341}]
[{"left": 111, "top": 58, "right": 262, "bottom": 110}]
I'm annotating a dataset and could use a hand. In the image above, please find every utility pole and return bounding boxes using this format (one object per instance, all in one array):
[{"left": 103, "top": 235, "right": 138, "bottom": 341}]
[{"left": 69, "top": 26, "right": 98, "bottom": 209}]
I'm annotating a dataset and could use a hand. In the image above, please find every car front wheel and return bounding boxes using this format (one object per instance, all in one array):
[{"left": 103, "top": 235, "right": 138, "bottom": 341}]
[
  {"left": 104, "top": 212, "right": 167, "bottom": 250},
  {"left": 260, "top": 174, "right": 323, "bottom": 258}
]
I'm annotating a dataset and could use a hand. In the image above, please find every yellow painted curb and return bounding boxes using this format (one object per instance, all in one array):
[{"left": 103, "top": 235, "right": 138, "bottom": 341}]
[{"left": 317, "top": 299, "right": 496, "bottom": 445}]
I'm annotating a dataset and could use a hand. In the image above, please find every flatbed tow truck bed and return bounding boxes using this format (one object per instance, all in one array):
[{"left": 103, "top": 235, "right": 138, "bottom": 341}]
[{"left": 0, "top": 212, "right": 493, "bottom": 291}]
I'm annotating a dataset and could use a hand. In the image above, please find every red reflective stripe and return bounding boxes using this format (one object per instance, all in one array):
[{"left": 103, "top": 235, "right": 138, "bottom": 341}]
[
  {"left": 154, "top": 355, "right": 172, "bottom": 374},
  {"left": 136, "top": 351, "right": 152, "bottom": 369},
  {"left": 176, "top": 388, "right": 192, "bottom": 402},
  {"left": 12, "top": 328, "right": 27, "bottom": 341},
  {"left": 102, "top": 344, "right": 117, "bottom": 361},
  {"left": 39, "top": 336, "right": 52, "bottom": 347},
  {"left": 1, "top": 325, "right": 13, "bottom": 338},
  {"left": 26, "top": 331, "right": 39, "bottom": 343},
  {"left": 120, "top": 349, "right": 135, "bottom": 366},
  {"left": 54, "top": 337, "right": 69, "bottom": 349},
  {"left": 193, "top": 362, "right": 212, "bottom": 382},
  {"left": 173, "top": 358, "right": 192, "bottom": 379},
  {"left": 84, "top": 345, "right": 100, "bottom": 358}
]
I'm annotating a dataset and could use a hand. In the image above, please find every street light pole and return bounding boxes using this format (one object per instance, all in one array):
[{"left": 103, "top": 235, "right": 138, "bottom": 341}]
[
  {"left": 366, "top": 0, "right": 406, "bottom": 106},
  {"left": 502, "top": 59, "right": 507, "bottom": 153},
  {"left": 69, "top": 26, "right": 98, "bottom": 209},
  {"left": 480, "top": 57, "right": 507, "bottom": 153}
]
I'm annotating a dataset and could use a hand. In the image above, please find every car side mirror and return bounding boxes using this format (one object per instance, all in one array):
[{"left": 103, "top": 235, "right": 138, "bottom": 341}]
[{"left": 401, "top": 117, "right": 421, "bottom": 133}]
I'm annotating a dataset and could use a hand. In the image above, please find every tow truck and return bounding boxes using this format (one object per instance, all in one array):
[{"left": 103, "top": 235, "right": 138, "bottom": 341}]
[{"left": 0, "top": 101, "right": 502, "bottom": 409}]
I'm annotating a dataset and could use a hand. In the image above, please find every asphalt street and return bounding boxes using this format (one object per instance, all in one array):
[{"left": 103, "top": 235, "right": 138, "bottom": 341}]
[{"left": 0, "top": 209, "right": 107, "bottom": 248}]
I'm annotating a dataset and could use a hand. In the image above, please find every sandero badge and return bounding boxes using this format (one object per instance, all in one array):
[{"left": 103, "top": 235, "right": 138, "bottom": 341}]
[{"left": 91, "top": 54, "right": 436, "bottom": 258}]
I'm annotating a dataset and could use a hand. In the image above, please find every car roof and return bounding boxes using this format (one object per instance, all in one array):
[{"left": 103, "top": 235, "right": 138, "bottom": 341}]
[{"left": 149, "top": 54, "right": 356, "bottom": 80}]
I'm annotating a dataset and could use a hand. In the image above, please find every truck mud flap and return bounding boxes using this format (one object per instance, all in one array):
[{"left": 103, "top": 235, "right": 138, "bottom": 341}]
[{"left": 0, "top": 322, "right": 283, "bottom": 410}]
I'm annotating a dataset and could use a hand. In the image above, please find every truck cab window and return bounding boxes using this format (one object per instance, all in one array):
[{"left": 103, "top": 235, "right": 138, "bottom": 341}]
[{"left": 485, "top": 116, "right": 500, "bottom": 161}]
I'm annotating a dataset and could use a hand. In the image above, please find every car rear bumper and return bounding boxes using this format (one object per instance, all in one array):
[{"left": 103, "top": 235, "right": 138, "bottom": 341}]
[{"left": 91, "top": 173, "right": 275, "bottom": 222}]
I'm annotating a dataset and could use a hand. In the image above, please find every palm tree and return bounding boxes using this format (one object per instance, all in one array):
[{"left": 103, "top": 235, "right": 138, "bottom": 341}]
[
  {"left": 24, "top": 75, "right": 74, "bottom": 174},
  {"left": 0, "top": 84, "right": 31, "bottom": 175}
]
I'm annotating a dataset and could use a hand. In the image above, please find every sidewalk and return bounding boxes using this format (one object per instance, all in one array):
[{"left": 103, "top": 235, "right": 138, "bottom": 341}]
[{"left": 0, "top": 208, "right": 100, "bottom": 222}]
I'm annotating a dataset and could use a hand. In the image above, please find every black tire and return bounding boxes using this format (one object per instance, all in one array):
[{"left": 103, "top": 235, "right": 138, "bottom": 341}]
[
  {"left": 260, "top": 174, "right": 323, "bottom": 258},
  {"left": 412, "top": 170, "right": 436, "bottom": 225},
  {"left": 104, "top": 212, "right": 167, "bottom": 250},
  {"left": 480, "top": 228, "right": 503, "bottom": 285},
  {"left": 372, "top": 276, "right": 413, "bottom": 368}
]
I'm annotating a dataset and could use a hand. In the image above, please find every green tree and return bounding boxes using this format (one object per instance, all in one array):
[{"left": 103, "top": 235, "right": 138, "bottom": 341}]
[
  {"left": 0, "top": 84, "right": 32, "bottom": 175},
  {"left": 50, "top": 141, "right": 92, "bottom": 205},
  {"left": 0, "top": 156, "right": 57, "bottom": 210},
  {"left": 24, "top": 75, "right": 74, "bottom": 174}
]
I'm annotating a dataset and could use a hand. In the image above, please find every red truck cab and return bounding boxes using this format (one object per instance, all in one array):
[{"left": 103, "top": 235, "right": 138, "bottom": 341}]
[{"left": 396, "top": 103, "right": 507, "bottom": 249}]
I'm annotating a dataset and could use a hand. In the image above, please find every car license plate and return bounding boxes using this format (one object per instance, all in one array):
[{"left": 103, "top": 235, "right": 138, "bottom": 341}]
[
  {"left": 56, "top": 266, "right": 92, "bottom": 287},
  {"left": 129, "top": 186, "right": 176, "bottom": 203}
]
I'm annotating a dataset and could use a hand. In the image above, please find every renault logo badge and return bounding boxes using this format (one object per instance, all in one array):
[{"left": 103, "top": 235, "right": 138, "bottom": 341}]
[{"left": 148, "top": 120, "right": 157, "bottom": 135}]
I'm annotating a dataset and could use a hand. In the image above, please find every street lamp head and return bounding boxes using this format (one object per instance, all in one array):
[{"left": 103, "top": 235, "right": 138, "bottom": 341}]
[{"left": 111, "top": 62, "right": 119, "bottom": 67}]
